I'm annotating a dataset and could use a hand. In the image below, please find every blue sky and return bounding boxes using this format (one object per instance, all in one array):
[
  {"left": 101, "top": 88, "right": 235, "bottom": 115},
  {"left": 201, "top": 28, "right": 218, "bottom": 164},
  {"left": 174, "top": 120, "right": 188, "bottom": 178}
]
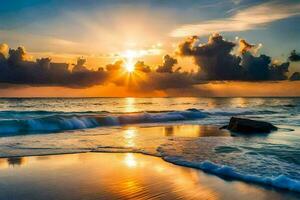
[{"left": 0, "top": 0, "right": 299, "bottom": 63}]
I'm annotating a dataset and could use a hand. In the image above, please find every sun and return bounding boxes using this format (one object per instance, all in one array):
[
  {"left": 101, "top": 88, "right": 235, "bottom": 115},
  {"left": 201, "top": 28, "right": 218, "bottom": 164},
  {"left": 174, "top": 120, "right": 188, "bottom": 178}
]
[
  {"left": 124, "top": 60, "right": 135, "bottom": 73},
  {"left": 122, "top": 50, "right": 139, "bottom": 73}
]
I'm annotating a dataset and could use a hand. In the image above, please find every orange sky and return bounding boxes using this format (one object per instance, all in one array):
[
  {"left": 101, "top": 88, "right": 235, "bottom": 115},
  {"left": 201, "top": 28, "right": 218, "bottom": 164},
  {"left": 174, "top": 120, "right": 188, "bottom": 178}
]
[{"left": 0, "top": 81, "right": 299, "bottom": 97}]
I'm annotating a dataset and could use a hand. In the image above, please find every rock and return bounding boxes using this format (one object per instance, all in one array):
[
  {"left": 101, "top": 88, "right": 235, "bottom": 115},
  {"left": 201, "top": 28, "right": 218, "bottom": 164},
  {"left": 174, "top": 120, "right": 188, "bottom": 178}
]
[
  {"left": 289, "top": 72, "right": 300, "bottom": 81},
  {"left": 219, "top": 125, "right": 228, "bottom": 129},
  {"left": 186, "top": 108, "right": 201, "bottom": 112},
  {"left": 226, "top": 117, "right": 277, "bottom": 133},
  {"left": 284, "top": 104, "right": 296, "bottom": 108}
]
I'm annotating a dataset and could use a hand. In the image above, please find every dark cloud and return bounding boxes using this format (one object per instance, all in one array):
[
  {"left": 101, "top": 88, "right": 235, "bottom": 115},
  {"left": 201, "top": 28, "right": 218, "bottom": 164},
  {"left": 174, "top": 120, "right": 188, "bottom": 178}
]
[
  {"left": 269, "top": 62, "right": 290, "bottom": 80},
  {"left": 289, "top": 50, "right": 300, "bottom": 62},
  {"left": 135, "top": 61, "right": 151, "bottom": 73},
  {"left": 143, "top": 55, "right": 195, "bottom": 90},
  {"left": 156, "top": 54, "right": 178, "bottom": 73},
  {"left": 72, "top": 58, "right": 89, "bottom": 72},
  {"left": 106, "top": 55, "right": 196, "bottom": 91},
  {"left": 142, "top": 71, "right": 195, "bottom": 90},
  {"left": 0, "top": 33, "right": 297, "bottom": 92},
  {"left": 241, "top": 53, "right": 290, "bottom": 80},
  {"left": 0, "top": 46, "right": 107, "bottom": 88},
  {"left": 177, "top": 33, "right": 290, "bottom": 81},
  {"left": 106, "top": 60, "right": 123, "bottom": 71},
  {"left": 177, "top": 34, "right": 242, "bottom": 80},
  {"left": 0, "top": 53, "right": 5, "bottom": 62}
]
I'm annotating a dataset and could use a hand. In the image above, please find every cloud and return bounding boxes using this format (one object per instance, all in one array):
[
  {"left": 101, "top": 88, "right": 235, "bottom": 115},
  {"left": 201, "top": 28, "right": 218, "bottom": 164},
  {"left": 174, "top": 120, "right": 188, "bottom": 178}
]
[
  {"left": 106, "top": 60, "right": 123, "bottom": 71},
  {"left": 0, "top": 32, "right": 297, "bottom": 93},
  {"left": 156, "top": 54, "right": 178, "bottom": 73},
  {"left": 239, "top": 39, "right": 254, "bottom": 54},
  {"left": 171, "top": 1, "right": 300, "bottom": 37},
  {"left": 134, "top": 61, "right": 151, "bottom": 73},
  {"left": 241, "top": 53, "right": 289, "bottom": 80},
  {"left": 289, "top": 50, "right": 300, "bottom": 62},
  {"left": 177, "top": 33, "right": 290, "bottom": 81},
  {"left": 0, "top": 45, "right": 108, "bottom": 88},
  {"left": 105, "top": 55, "right": 196, "bottom": 91},
  {"left": 177, "top": 33, "right": 242, "bottom": 80},
  {"left": 0, "top": 43, "right": 8, "bottom": 58},
  {"left": 141, "top": 71, "right": 195, "bottom": 90}
]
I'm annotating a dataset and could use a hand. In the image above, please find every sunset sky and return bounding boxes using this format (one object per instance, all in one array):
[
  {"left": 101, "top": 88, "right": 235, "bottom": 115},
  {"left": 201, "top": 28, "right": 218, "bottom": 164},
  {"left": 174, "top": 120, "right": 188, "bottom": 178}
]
[{"left": 0, "top": 0, "right": 300, "bottom": 97}]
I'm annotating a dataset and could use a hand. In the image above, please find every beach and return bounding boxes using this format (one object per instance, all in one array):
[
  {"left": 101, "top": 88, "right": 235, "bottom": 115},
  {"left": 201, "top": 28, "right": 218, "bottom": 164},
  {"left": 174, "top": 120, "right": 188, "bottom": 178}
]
[
  {"left": 1, "top": 152, "right": 299, "bottom": 200},
  {"left": 1, "top": 0, "right": 300, "bottom": 198},
  {"left": 0, "top": 97, "right": 299, "bottom": 199}
]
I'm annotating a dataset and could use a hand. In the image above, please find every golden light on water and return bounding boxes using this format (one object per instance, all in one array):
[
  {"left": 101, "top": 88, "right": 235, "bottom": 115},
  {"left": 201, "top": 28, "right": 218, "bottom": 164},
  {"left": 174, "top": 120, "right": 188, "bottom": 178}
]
[
  {"left": 124, "top": 97, "right": 136, "bottom": 112},
  {"left": 124, "top": 153, "right": 137, "bottom": 168},
  {"left": 0, "top": 153, "right": 286, "bottom": 199},
  {"left": 124, "top": 128, "right": 137, "bottom": 148}
]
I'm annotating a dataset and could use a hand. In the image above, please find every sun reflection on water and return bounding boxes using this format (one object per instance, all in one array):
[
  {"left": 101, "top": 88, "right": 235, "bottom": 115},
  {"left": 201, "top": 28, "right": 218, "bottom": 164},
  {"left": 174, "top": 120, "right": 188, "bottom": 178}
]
[
  {"left": 124, "top": 153, "right": 137, "bottom": 168},
  {"left": 124, "top": 128, "right": 137, "bottom": 147},
  {"left": 124, "top": 97, "right": 136, "bottom": 113},
  {"left": 0, "top": 153, "right": 288, "bottom": 200}
]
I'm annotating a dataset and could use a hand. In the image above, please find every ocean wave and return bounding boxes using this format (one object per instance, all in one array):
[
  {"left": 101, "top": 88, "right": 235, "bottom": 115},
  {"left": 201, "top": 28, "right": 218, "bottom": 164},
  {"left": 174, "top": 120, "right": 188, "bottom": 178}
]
[
  {"left": 207, "top": 109, "right": 278, "bottom": 116},
  {"left": 161, "top": 157, "right": 300, "bottom": 192},
  {"left": 0, "top": 109, "right": 207, "bottom": 135},
  {"left": 0, "top": 110, "right": 106, "bottom": 119}
]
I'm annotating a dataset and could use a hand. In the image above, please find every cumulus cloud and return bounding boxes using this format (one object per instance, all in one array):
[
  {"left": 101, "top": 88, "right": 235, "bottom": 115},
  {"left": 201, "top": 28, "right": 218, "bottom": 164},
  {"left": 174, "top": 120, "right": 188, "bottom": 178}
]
[
  {"left": 177, "top": 34, "right": 242, "bottom": 80},
  {"left": 289, "top": 50, "right": 300, "bottom": 62},
  {"left": 106, "top": 60, "right": 123, "bottom": 71},
  {"left": 134, "top": 61, "right": 151, "bottom": 73},
  {"left": 0, "top": 33, "right": 297, "bottom": 92},
  {"left": 171, "top": 1, "right": 300, "bottom": 37},
  {"left": 105, "top": 55, "right": 196, "bottom": 91},
  {"left": 72, "top": 58, "right": 89, "bottom": 72},
  {"left": 0, "top": 43, "right": 8, "bottom": 58},
  {"left": 177, "top": 33, "right": 290, "bottom": 81},
  {"left": 239, "top": 39, "right": 254, "bottom": 54},
  {"left": 0, "top": 45, "right": 107, "bottom": 88},
  {"left": 139, "top": 55, "right": 196, "bottom": 91},
  {"left": 241, "top": 53, "right": 289, "bottom": 80},
  {"left": 156, "top": 55, "right": 178, "bottom": 73}
]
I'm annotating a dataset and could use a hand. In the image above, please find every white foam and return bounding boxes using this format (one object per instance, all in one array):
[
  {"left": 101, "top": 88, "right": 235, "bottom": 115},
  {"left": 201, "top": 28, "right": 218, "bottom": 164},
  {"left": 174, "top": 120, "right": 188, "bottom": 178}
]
[{"left": 163, "top": 157, "right": 300, "bottom": 192}]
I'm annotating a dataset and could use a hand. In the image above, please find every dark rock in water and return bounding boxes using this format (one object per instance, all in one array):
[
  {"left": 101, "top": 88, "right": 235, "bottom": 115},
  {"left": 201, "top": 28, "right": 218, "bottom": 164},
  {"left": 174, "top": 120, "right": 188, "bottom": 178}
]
[
  {"left": 219, "top": 125, "right": 228, "bottom": 129},
  {"left": 289, "top": 72, "right": 300, "bottom": 81},
  {"left": 227, "top": 117, "right": 277, "bottom": 133},
  {"left": 283, "top": 104, "right": 296, "bottom": 108},
  {"left": 186, "top": 108, "right": 200, "bottom": 112}
]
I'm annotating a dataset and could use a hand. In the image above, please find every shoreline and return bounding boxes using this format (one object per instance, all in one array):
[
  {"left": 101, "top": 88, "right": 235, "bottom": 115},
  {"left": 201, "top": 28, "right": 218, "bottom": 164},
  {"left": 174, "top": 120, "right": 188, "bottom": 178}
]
[
  {"left": 0, "top": 124, "right": 299, "bottom": 194},
  {"left": 1, "top": 152, "right": 299, "bottom": 200},
  {"left": 1, "top": 147, "right": 300, "bottom": 195}
]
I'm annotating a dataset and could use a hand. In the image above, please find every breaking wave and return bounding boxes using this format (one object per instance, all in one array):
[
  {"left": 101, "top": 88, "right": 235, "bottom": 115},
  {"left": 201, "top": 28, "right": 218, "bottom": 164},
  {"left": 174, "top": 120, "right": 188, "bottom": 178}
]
[{"left": 0, "top": 109, "right": 207, "bottom": 135}]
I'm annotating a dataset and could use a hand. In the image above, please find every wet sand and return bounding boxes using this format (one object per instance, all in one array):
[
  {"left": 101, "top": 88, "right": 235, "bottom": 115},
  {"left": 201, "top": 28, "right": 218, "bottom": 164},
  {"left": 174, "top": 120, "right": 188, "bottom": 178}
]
[
  {"left": 0, "top": 152, "right": 299, "bottom": 200},
  {"left": 0, "top": 124, "right": 231, "bottom": 158}
]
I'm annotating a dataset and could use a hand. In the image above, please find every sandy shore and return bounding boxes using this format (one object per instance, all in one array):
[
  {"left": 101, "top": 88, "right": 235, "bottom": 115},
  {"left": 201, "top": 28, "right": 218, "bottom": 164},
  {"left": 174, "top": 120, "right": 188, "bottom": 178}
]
[{"left": 0, "top": 152, "right": 299, "bottom": 200}]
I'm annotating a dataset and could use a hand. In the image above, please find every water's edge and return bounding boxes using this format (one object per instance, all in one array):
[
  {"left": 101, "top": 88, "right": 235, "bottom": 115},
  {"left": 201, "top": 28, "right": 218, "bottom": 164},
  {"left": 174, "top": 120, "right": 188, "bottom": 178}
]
[{"left": 1, "top": 143, "right": 300, "bottom": 194}]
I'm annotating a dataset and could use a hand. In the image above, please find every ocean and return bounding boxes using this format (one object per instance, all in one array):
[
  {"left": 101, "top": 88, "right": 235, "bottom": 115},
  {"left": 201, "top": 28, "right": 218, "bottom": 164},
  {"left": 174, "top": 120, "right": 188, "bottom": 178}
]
[{"left": 0, "top": 97, "right": 299, "bottom": 192}]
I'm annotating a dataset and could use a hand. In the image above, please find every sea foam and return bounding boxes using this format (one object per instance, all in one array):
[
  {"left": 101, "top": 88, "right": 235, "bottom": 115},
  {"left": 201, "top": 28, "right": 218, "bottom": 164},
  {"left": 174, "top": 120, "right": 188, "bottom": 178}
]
[{"left": 163, "top": 157, "right": 300, "bottom": 192}]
